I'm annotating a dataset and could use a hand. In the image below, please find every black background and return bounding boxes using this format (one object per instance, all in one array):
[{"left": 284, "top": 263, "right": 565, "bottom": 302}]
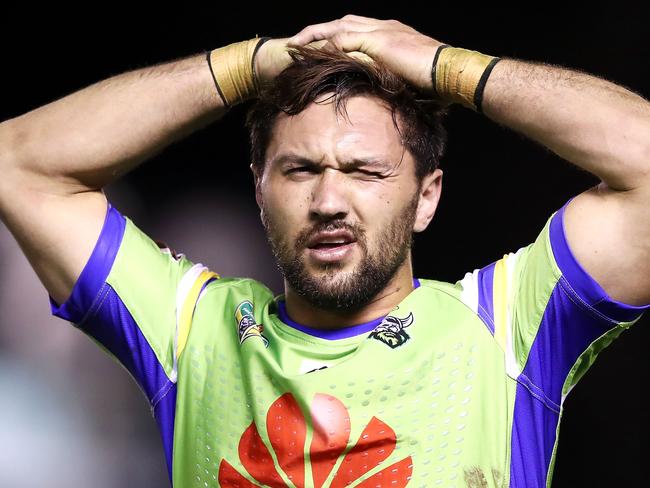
[{"left": 1, "top": 2, "right": 649, "bottom": 486}]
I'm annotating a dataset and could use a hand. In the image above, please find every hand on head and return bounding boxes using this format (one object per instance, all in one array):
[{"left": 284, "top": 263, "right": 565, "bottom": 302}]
[
  {"left": 253, "top": 14, "right": 445, "bottom": 94},
  {"left": 287, "top": 14, "right": 445, "bottom": 92}
]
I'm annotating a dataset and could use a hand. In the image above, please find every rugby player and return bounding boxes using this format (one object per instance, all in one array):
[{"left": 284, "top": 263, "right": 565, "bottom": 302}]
[{"left": 1, "top": 14, "right": 649, "bottom": 487}]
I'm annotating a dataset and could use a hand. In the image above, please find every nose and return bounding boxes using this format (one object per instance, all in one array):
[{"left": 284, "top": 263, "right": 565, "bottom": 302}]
[{"left": 308, "top": 168, "right": 350, "bottom": 221}]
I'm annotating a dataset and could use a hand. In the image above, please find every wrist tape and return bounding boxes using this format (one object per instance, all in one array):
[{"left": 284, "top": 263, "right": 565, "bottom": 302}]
[
  {"left": 431, "top": 45, "right": 501, "bottom": 112},
  {"left": 206, "top": 36, "right": 270, "bottom": 107}
]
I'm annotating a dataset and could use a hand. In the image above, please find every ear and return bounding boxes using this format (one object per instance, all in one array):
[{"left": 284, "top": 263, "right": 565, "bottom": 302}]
[{"left": 413, "top": 168, "right": 443, "bottom": 233}]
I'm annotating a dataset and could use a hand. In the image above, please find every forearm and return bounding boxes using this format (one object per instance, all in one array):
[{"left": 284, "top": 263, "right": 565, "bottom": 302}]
[
  {"left": 481, "top": 58, "right": 650, "bottom": 192},
  {"left": 0, "top": 50, "right": 226, "bottom": 195}
]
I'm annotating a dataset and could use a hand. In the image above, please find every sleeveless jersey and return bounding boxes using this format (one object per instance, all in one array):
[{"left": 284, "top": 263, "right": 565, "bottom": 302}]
[{"left": 49, "top": 196, "right": 650, "bottom": 487}]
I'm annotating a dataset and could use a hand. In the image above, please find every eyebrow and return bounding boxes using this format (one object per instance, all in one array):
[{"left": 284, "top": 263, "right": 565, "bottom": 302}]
[{"left": 271, "top": 152, "right": 393, "bottom": 172}]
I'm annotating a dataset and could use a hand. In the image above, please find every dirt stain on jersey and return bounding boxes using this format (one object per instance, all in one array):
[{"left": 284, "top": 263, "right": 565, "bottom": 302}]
[
  {"left": 463, "top": 466, "right": 504, "bottom": 488},
  {"left": 492, "top": 467, "right": 504, "bottom": 487},
  {"left": 464, "top": 466, "right": 488, "bottom": 487}
]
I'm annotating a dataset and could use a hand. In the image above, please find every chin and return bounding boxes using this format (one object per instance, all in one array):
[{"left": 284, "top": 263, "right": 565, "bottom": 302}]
[{"left": 307, "top": 262, "right": 357, "bottom": 281}]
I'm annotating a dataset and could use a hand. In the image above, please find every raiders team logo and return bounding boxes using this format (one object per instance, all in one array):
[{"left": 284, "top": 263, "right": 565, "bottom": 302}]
[
  {"left": 368, "top": 312, "right": 414, "bottom": 349},
  {"left": 235, "top": 300, "right": 269, "bottom": 347}
]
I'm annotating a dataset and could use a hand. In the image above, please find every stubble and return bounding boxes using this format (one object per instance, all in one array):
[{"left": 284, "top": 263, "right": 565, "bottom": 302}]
[{"left": 262, "top": 192, "right": 420, "bottom": 312}]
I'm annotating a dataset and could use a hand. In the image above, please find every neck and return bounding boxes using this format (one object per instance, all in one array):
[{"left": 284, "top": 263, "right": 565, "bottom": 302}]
[{"left": 283, "top": 257, "right": 416, "bottom": 330}]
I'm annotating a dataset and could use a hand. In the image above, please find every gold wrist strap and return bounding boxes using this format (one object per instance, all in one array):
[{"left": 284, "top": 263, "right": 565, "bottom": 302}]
[
  {"left": 207, "top": 37, "right": 267, "bottom": 107},
  {"left": 432, "top": 45, "right": 501, "bottom": 112}
]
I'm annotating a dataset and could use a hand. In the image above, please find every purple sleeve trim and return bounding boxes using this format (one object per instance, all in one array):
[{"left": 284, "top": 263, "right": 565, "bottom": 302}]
[
  {"left": 78, "top": 284, "right": 177, "bottom": 481},
  {"left": 509, "top": 381, "right": 560, "bottom": 487},
  {"left": 153, "top": 383, "right": 177, "bottom": 484},
  {"left": 49, "top": 202, "right": 126, "bottom": 324},
  {"left": 549, "top": 197, "right": 650, "bottom": 323},
  {"left": 477, "top": 263, "right": 496, "bottom": 335}
]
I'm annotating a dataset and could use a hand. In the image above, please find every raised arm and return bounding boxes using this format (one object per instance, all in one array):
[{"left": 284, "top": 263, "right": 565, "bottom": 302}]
[
  {"left": 289, "top": 14, "right": 650, "bottom": 306},
  {"left": 0, "top": 37, "right": 290, "bottom": 306},
  {"left": 479, "top": 60, "right": 650, "bottom": 305}
]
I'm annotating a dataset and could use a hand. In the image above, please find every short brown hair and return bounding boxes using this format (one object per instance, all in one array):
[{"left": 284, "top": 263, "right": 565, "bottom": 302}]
[{"left": 245, "top": 45, "right": 448, "bottom": 182}]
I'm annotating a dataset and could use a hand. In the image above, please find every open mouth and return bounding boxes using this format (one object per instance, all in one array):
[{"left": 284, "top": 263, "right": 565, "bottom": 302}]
[
  {"left": 310, "top": 241, "right": 353, "bottom": 250},
  {"left": 305, "top": 230, "right": 357, "bottom": 262}
]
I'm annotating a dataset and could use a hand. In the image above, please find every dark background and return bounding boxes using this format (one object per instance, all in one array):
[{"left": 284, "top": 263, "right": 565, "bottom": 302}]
[{"left": 1, "top": 2, "right": 648, "bottom": 486}]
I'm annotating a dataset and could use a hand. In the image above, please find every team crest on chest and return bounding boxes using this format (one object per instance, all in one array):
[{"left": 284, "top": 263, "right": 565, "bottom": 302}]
[
  {"left": 369, "top": 312, "right": 414, "bottom": 349},
  {"left": 235, "top": 300, "right": 269, "bottom": 347}
]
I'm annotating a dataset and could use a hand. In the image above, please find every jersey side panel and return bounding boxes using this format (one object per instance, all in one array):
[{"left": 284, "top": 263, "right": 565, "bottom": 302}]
[
  {"left": 505, "top": 198, "right": 650, "bottom": 487},
  {"left": 48, "top": 202, "right": 199, "bottom": 484},
  {"left": 106, "top": 215, "right": 196, "bottom": 379}
]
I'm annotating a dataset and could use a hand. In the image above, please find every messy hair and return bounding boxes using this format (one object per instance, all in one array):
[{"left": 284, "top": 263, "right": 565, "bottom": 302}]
[{"left": 245, "top": 45, "right": 448, "bottom": 182}]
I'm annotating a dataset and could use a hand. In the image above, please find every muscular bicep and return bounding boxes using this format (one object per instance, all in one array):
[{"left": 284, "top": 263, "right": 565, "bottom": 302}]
[
  {"left": 563, "top": 182, "right": 650, "bottom": 306},
  {"left": 0, "top": 166, "right": 108, "bottom": 306}
]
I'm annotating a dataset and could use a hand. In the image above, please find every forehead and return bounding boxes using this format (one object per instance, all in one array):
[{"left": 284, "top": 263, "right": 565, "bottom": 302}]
[{"left": 265, "top": 94, "right": 408, "bottom": 167}]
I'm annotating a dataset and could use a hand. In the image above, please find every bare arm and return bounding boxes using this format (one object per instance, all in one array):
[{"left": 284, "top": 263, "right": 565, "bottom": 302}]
[
  {"left": 482, "top": 59, "right": 650, "bottom": 193},
  {"left": 0, "top": 44, "right": 262, "bottom": 306},
  {"left": 0, "top": 51, "right": 228, "bottom": 306},
  {"left": 480, "top": 60, "right": 650, "bottom": 305},
  {"left": 2, "top": 51, "right": 226, "bottom": 198}
]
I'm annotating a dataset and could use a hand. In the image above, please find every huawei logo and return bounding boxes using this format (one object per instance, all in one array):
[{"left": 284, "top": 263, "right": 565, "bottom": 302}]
[{"left": 218, "top": 392, "right": 413, "bottom": 487}]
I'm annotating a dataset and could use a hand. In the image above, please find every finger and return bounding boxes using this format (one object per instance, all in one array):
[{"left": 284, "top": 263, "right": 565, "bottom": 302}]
[
  {"left": 339, "top": 14, "right": 381, "bottom": 25},
  {"left": 306, "top": 39, "right": 329, "bottom": 49},
  {"left": 346, "top": 50, "right": 375, "bottom": 64},
  {"left": 328, "top": 31, "right": 376, "bottom": 58},
  {"left": 288, "top": 19, "right": 376, "bottom": 46},
  {"left": 319, "top": 39, "right": 375, "bottom": 64},
  {"left": 289, "top": 20, "right": 341, "bottom": 46},
  {"left": 343, "top": 14, "right": 408, "bottom": 30}
]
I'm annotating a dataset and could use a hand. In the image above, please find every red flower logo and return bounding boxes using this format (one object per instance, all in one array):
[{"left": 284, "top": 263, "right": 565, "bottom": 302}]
[{"left": 218, "top": 392, "right": 413, "bottom": 487}]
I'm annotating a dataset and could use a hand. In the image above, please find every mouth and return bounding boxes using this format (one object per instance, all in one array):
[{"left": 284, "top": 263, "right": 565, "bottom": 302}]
[{"left": 305, "top": 230, "right": 358, "bottom": 263}]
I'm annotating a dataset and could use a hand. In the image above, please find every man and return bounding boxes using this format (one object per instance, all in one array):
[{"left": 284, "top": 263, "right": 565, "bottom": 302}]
[{"left": 0, "top": 13, "right": 649, "bottom": 488}]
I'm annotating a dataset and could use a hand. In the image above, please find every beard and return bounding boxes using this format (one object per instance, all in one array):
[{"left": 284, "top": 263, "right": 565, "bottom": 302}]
[{"left": 261, "top": 192, "right": 420, "bottom": 312}]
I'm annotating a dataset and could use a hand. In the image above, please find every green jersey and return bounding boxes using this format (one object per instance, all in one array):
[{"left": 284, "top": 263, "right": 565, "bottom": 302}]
[{"left": 49, "top": 196, "right": 649, "bottom": 487}]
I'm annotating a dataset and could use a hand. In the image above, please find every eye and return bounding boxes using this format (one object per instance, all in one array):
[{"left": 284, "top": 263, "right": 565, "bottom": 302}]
[
  {"left": 287, "top": 166, "right": 315, "bottom": 175},
  {"left": 349, "top": 168, "right": 383, "bottom": 178}
]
